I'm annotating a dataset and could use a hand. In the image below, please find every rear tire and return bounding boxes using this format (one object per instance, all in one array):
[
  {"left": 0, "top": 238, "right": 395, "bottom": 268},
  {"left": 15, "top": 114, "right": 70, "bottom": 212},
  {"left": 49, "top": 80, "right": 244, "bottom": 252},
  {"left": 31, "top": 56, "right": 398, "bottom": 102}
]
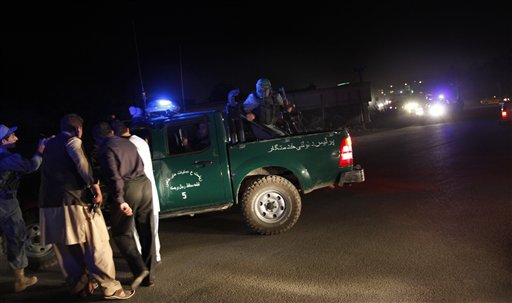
[{"left": 241, "top": 175, "right": 301, "bottom": 235}]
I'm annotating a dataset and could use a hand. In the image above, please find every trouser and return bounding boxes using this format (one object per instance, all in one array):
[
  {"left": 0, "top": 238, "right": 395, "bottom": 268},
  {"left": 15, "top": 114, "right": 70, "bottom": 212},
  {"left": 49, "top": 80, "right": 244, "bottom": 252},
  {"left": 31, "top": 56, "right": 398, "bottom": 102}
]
[
  {"left": 133, "top": 210, "right": 161, "bottom": 262},
  {"left": 54, "top": 243, "right": 121, "bottom": 295},
  {"left": 110, "top": 175, "right": 155, "bottom": 282},
  {"left": 52, "top": 208, "right": 121, "bottom": 296},
  {"left": 0, "top": 196, "right": 28, "bottom": 270}
]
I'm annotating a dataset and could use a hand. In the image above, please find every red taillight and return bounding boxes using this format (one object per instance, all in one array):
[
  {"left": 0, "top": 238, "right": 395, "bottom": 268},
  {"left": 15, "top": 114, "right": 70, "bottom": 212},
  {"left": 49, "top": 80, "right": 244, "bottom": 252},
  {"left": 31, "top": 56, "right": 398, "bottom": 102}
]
[
  {"left": 339, "top": 135, "right": 353, "bottom": 167},
  {"left": 502, "top": 111, "right": 508, "bottom": 118}
]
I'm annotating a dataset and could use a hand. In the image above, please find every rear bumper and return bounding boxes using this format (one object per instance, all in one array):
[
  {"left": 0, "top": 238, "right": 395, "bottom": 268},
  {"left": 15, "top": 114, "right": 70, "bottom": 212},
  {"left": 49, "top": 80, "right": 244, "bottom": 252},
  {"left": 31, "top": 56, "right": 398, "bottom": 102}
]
[{"left": 338, "top": 165, "right": 365, "bottom": 186}]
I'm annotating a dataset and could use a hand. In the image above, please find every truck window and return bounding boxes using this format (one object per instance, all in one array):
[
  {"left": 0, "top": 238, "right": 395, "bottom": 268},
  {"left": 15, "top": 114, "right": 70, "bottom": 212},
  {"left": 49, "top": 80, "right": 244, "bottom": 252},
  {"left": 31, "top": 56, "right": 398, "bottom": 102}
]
[{"left": 166, "top": 118, "right": 210, "bottom": 155}]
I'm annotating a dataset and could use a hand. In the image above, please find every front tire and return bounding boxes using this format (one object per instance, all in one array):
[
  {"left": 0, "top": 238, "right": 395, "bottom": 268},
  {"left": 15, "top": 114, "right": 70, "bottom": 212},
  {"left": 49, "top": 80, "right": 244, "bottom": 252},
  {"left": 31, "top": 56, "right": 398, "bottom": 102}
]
[{"left": 241, "top": 175, "right": 301, "bottom": 235}]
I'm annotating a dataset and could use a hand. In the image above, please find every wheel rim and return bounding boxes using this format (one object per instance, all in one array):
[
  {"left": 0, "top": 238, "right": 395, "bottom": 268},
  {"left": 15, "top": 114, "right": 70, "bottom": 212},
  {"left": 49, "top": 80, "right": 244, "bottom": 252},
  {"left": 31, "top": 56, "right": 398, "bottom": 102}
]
[
  {"left": 25, "top": 223, "right": 53, "bottom": 258},
  {"left": 254, "top": 190, "right": 287, "bottom": 223}
]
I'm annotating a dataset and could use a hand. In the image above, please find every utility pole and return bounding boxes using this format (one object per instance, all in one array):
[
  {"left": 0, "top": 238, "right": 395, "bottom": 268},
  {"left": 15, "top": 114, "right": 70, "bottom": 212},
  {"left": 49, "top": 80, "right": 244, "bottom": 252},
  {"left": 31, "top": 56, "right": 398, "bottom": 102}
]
[
  {"left": 354, "top": 65, "right": 365, "bottom": 83},
  {"left": 353, "top": 65, "right": 368, "bottom": 129}
]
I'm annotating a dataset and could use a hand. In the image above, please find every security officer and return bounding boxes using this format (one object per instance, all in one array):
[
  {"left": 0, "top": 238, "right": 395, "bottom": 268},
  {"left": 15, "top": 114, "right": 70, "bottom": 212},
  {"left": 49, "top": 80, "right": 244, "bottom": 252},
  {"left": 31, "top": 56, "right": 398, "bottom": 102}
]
[
  {"left": 0, "top": 124, "right": 45, "bottom": 292},
  {"left": 242, "top": 78, "right": 293, "bottom": 136}
]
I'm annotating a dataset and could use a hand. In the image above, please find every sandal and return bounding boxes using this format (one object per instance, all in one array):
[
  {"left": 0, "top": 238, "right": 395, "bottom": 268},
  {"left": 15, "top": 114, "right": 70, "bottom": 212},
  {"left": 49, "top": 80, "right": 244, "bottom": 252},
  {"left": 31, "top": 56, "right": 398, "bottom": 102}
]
[{"left": 104, "top": 288, "right": 135, "bottom": 300}]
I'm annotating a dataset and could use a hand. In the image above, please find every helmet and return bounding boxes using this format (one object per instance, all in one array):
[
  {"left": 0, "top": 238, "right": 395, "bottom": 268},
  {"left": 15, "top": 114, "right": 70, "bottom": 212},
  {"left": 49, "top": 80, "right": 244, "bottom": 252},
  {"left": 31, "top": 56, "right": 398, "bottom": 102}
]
[
  {"left": 256, "top": 78, "right": 271, "bottom": 98},
  {"left": 256, "top": 78, "right": 271, "bottom": 90}
]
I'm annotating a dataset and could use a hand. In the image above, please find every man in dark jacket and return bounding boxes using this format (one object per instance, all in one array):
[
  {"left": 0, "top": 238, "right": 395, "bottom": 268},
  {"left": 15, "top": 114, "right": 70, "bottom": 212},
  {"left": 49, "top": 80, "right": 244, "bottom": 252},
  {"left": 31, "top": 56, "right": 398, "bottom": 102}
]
[{"left": 93, "top": 121, "right": 155, "bottom": 289}]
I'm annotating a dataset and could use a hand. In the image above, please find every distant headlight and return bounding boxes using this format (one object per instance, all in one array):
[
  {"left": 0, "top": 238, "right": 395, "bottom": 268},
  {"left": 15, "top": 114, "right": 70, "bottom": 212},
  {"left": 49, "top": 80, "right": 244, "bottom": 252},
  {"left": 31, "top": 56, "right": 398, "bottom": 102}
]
[
  {"left": 403, "top": 101, "right": 419, "bottom": 113},
  {"left": 429, "top": 103, "right": 446, "bottom": 117},
  {"left": 415, "top": 107, "right": 424, "bottom": 116}
]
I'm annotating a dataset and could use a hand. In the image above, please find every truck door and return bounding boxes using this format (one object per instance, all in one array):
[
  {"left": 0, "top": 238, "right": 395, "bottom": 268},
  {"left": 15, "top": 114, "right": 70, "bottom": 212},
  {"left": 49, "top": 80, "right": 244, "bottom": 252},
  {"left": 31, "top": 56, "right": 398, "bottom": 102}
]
[{"left": 155, "top": 116, "right": 229, "bottom": 211}]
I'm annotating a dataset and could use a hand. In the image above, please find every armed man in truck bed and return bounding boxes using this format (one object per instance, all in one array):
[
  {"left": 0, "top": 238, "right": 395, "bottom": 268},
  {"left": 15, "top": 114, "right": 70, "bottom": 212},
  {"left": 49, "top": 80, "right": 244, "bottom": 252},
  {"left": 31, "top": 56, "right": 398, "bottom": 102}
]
[{"left": 228, "top": 78, "right": 294, "bottom": 139}]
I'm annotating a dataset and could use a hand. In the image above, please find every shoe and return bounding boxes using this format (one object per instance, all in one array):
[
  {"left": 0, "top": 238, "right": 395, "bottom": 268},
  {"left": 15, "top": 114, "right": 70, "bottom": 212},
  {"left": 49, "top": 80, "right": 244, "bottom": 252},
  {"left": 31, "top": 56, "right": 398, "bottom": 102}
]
[
  {"left": 141, "top": 278, "right": 154, "bottom": 287},
  {"left": 13, "top": 269, "right": 38, "bottom": 293},
  {"left": 131, "top": 270, "right": 149, "bottom": 290},
  {"left": 104, "top": 288, "right": 135, "bottom": 300}
]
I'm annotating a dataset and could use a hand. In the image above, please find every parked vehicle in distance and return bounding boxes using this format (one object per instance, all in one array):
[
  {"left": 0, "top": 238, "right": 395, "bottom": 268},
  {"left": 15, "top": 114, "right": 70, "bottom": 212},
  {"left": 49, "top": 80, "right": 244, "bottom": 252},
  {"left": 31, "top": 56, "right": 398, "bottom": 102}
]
[{"left": 499, "top": 101, "right": 512, "bottom": 124}]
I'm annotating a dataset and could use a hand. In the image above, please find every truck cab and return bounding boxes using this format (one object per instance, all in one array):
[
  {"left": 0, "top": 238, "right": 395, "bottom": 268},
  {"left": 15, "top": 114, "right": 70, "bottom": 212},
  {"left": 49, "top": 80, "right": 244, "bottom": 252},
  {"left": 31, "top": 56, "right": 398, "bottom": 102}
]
[{"left": 131, "top": 111, "right": 234, "bottom": 218}]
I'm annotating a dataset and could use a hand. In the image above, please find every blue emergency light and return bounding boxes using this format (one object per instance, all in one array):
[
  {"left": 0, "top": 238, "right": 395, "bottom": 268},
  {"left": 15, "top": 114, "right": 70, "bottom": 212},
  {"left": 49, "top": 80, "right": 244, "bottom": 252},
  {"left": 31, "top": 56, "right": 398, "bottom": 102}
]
[{"left": 144, "top": 99, "right": 180, "bottom": 119}]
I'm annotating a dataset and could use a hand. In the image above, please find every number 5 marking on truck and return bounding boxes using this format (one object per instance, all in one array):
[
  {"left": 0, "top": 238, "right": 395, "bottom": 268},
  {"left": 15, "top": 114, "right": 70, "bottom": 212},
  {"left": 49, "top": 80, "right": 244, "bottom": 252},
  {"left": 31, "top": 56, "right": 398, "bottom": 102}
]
[{"left": 181, "top": 192, "right": 187, "bottom": 199}]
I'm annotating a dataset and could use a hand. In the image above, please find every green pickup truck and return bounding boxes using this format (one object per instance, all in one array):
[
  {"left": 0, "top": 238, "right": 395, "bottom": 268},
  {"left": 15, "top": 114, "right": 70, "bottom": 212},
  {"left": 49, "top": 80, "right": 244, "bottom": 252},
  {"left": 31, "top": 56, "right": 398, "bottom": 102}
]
[{"left": 129, "top": 107, "right": 365, "bottom": 235}]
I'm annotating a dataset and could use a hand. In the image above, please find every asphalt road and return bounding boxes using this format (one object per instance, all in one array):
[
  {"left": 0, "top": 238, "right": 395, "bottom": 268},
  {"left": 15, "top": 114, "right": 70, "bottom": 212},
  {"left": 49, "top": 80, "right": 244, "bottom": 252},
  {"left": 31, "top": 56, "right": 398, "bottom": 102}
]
[{"left": 1, "top": 104, "right": 511, "bottom": 302}]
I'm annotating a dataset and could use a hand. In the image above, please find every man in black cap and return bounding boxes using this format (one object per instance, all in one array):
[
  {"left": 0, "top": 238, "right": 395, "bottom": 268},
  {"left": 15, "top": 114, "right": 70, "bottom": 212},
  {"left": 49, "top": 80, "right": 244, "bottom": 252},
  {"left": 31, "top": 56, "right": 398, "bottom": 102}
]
[{"left": 0, "top": 124, "right": 45, "bottom": 292}]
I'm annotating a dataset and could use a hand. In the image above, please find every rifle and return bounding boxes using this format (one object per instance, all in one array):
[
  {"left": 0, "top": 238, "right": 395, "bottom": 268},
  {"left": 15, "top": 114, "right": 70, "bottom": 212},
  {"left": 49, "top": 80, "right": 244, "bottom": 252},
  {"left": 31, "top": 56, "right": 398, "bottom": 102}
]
[{"left": 278, "top": 86, "right": 305, "bottom": 134}]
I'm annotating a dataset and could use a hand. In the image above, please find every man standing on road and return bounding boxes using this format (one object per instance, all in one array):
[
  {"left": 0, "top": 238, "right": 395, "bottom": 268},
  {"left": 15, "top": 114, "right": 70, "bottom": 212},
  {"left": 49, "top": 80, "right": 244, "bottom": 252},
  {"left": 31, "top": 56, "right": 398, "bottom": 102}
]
[
  {"left": 39, "top": 114, "right": 133, "bottom": 299},
  {"left": 0, "top": 124, "right": 44, "bottom": 292},
  {"left": 111, "top": 119, "right": 161, "bottom": 264},
  {"left": 93, "top": 121, "right": 155, "bottom": 289}
]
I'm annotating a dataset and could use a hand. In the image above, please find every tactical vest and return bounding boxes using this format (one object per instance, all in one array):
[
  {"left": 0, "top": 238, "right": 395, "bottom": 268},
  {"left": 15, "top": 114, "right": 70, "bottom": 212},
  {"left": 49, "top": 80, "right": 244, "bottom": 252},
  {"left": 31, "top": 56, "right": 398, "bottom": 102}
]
[
  {"left": 256, "top": 93, "right": 281, "bottom": 125},
  {"left": 0, "top": 153, "right": 19, "bottom": 194}
]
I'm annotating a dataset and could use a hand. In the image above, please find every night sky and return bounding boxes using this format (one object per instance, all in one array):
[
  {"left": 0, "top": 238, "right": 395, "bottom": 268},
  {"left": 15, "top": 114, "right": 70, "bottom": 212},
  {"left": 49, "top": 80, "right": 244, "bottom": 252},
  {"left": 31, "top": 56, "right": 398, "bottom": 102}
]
[{"left": 1, "top": 2, "right": 511, "bottom": 130}]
